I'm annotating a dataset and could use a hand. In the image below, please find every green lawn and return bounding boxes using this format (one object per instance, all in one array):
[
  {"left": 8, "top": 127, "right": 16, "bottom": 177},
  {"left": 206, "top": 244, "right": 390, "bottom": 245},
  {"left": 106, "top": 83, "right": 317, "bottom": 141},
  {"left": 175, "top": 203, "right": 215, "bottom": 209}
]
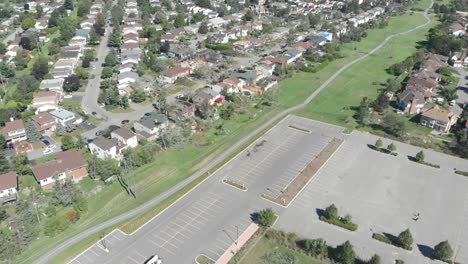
[
  {"left": 236, "top": 236, "right": 326, "bottom": 264},
  {"left": 296, "top": 14, "right": 437, "bottom": 129},
  {"left": 277, "top": 13, "right": 432, "bottom": 109}
]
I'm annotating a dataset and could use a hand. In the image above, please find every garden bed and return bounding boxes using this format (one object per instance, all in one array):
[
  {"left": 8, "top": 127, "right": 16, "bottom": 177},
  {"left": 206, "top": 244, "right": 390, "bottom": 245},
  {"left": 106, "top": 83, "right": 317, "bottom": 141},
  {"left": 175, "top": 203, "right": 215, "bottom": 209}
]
[
  {"left": 454, "top": 170, "right": 468, "bottom": 177},
  {"left": 319, "top": 216, "right": 358, "bottom": 231},
  {"left": 407, "top": 156, "right": 440, "bottom": 168},
  {"left": 367, "top": 145, "right": 398, "bottom": 156},
  {"left": 223, "top": 179, "right": 248, "bottom": 191},
  {"left": 287, "top": 125, "right": 311, "bottom": 133},
  {"left": 372, "top": 233, "right": 412, "bottom": 250}
]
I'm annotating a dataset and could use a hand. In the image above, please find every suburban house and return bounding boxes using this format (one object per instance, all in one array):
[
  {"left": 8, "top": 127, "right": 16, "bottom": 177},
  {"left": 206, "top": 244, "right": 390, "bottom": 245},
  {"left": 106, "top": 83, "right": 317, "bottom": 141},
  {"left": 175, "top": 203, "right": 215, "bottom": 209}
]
[
  {"left": 31, "top": 91, "right": 62, "bottom": 114},
  {"left": 396, "top": 90, "right": 426, "bottom": 114},
  {"left": 0, "top": 171, "right": 18, "bottom": 203},
  {"left": 420, "top": 105, "right": 458, "bottom": 133},
  {"left": 31, "top": 150, "right": 88, "bottom": 190},
  {"left": 31, "top": 112, "right": 57, "bottom": 135},
  {"left": 39, "top": 78, "right": 65, "bottom": 92},
  {"left": 134, "top": 113, "right": 169, "bottom": 141},
  {"left": 162, "top": 67, "right": 191, "bottom": 83},
  {"left": 111, "top": 128, "right": 138, "bottom": 148},
  {"left": 50, "top": 108, "right": 83, "bottom": 126},
  {"left": 88, "top": 137, "right": 127, "bottom": 160},
  {"left": 449, "top": 22, "right": 465, "bottom": 36},
  {"left": 50, "top": 67, "right": 74, "bottom": 79},
  {"left": 117, "top": 72, "right": 139, "bottom": 87},
  {"left": 2, "top": 118, "right": 27, "bottom": 144}
]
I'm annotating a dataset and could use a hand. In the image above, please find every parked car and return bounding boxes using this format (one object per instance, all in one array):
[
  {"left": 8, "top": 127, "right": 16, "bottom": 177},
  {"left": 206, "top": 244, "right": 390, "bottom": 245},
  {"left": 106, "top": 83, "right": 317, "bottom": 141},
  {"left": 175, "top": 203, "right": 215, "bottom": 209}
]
[
  {"left": 121, "top": 119, "right": 129, "bottom": 125},
  {"left": 175, "top": 94, "right": 184, "bottom": 99},
  {"left": 64, "top": 94, "right": 73, "bottom": 99},
  {"left": 449, "top": 100, "right": 456, "bottom": 106},
  {"left": 95, "top": 130, "right": 105, "bottom": 136},
  {"left": 145, "top": 255, "right": 162, "bottom": 264},
  {"left": 144, "top": 112, "right": 152, "bottom": 116},
  {"left": 92, "top": 111, "right": 97, "bottom": 115},
  {"left": 42, "top": 145, "right": 56, "bottom": 154}
]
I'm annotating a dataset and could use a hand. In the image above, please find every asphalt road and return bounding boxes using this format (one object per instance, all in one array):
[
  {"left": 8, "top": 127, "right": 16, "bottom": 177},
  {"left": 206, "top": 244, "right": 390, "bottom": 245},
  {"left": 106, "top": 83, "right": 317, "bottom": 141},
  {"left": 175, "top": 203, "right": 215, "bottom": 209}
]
[
  {"left": 451, "top": 67, "right": 468, "bottom": 116},
  {"left": 34, "top": 4, "right": 433, "bottom": 263}
]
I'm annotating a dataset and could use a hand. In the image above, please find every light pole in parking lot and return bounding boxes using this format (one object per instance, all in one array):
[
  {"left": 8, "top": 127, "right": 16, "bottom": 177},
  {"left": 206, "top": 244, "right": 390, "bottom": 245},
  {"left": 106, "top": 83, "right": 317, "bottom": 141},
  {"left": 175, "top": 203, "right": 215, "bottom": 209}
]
[{"left": 235, "top": 225, "right": 239, "bottom": 246}]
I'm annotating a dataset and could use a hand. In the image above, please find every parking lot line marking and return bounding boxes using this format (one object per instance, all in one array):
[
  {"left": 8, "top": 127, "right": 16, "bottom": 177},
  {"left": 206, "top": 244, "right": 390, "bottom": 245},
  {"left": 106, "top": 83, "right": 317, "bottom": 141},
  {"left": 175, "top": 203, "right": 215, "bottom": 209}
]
[
  {"left": 166, "top": 225, "right": 192, "bottom": 238},
  {"left": 112, "top": 234, "right": 123, "bottom": 241},
  {"left": 126, "top": 256, "right": 140, "bottom": 263},
  {"left": 89, "top": 247, "right": 100, "bottom": 256},
  {"left": 160, "top": 230, "right": 184, "bottom": 243},
  {"left": 133, "top": 250, "right": 146, "bottom": 259},
  {"left": 171, "top": 221, "right": 199, "bottom": 233},
  {"left": 206, "top": 248, "right": 221, "bottom": 258},
  {"left": 182, "top": 209, "right": 210, "bottom": 223}
]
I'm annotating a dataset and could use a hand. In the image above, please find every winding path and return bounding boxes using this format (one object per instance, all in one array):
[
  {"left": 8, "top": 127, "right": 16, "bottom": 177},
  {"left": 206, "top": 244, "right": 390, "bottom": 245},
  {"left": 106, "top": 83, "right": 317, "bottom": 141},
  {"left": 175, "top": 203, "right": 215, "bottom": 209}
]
[{"left": 34, "top": 3, "right": 433, "bottom": 264}]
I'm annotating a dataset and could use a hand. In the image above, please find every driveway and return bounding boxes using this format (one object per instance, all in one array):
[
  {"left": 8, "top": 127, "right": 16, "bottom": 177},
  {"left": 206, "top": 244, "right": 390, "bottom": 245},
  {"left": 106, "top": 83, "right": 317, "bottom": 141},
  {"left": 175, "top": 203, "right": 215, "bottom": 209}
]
[{"left": 27, "top": 136, "right": 63, "bottom": 161}]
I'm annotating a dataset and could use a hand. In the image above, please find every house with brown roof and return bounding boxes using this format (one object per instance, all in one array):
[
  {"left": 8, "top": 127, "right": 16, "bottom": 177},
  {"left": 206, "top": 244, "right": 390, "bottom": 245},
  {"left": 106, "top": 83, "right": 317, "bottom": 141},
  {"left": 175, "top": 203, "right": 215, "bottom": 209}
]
[
  {"left": 32, "top": 150, "right": 88, "bottom": 190},
  {"left": 32, "top": 91, "right": 62, "bottom": 114},
  {"left": 420, "top": 105, "right": 458, "bottom": 133},
  {"left": 2, "top": 118, "right": 27, "bottom": 144},
  {"left": 31, "top": 112, "right": 56, "bottom": 135},
  {"left": 396, "top": 90, "right": 426, "bottom": 114},
  {"left": 111, "top": 128, "right": 138, "bottom": 148},
  {"left": 162, "top": 66, "right": 191, "bottom": 83},
  {"left": 0, "top": 171, "right": 18, "bottom": 203},
  {"left": 449, "top": 22, "right": 465, "bottom": 36}
]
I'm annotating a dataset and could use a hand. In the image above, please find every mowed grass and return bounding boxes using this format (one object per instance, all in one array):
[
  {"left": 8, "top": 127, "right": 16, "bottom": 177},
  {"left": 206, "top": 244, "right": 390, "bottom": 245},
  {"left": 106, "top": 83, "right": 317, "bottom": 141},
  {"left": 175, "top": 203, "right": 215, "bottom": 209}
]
[
  {"left": 296, "top": 15, "right": 437, "bottom": 129},
  {"left": 236, "top": 236, "right": 326, "bottom": 264},
  {"left": 277, "top": 13, "right": 431, "bottom": 108},
  {"left": 17, "top": 107, "right": 281, "bottom": 264}
]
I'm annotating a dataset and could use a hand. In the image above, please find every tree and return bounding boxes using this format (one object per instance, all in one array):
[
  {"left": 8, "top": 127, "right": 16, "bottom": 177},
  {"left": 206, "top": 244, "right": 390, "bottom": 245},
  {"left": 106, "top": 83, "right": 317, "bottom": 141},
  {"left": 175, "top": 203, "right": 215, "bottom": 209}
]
[
  {"left": 0, "top": 43, "right": 6, "bottom": 55},
  {"left": 198, "top": 20, "right": 209, "bottom": 34},
  {"left": 75, "top": 67, "right": 89, "bottom": 80},
  {"left": 25, "top": 120, "right": 41, "bottom": 143},
  {"left": 258, "top": 208, "right": 275, "bottom": 226},
  {"left": 323, "top": 204, "right": 338, "bottom": 220},
  {"left": 375, "top": 139, "right": 383, "bottom": 148},
  {"left": 55, "top": 123, "right": 66, "bottom": 136},
  {"left": 130, "top": 89, "right": 147, "bottom": 103},
  {"left": 434, "top": 240, "right": 453, "bottom": 261},
  {"left": 243, "top": 9, "right": 255, "bottom": 21},
  {"left": 415, "top": 150, "right": 425, "bottom": 162},
  {"left": 439, "top": 87, "right": 459, "bottom": 101},
  {"left": 387, "top": 143, "right": 396, "bottom": 153},
  {"left": 19, "top": 35, "right": 38, "bottom": 50},
  {"left": 61, "top": 135, "right": 74, "bottom": 150},
  {"left": 385, "top": 78, "right": 401, "bottom": 92},
  {"left": 355, "top": 97, "right": 370, "bottom": 125},
  {"left": 333, "top": 240, "right": 355, "bottom": 264},
  {"left": 381, "top": 112, "right": 406, "bottom": 137},
  {"left": 101, "top": 67, "right": 113, "bottom": 79},
  {"left": 32, "top": 57, "right": 49, "bottom": 80},
  {"left": 89, "top": 28, "right": 100, "bottom": 45},
  {"left": 63, "top": 75, "right": 81, "bottom": 93},
  {"left": 21, "top": 17, "right": 36, "bottom": 30},
  {"left": 48, "top": 41, "right": 61, "bottom": 55},
  {"left": 120, "top": 95, "right": 129, "bottom": 109},
  {"left": 0, "top": 135, "right": 6, "bottom": 149},
  {"left": 64, "top": 0, "right": 74, "bottom": 10},
  {"left": 368, "top": 254, "right": 381, "bottom": 264},
  {"left": 398, "top": 229, "right": 413, "bottom": 250},
  {"left": 174, "top": 13, "right": 186, "bottom": 28},
  {"left": 220, "top": 103, "right": 234, "bottom": 120},
  {"left": 52, "top": 179, "right": 78, "bottom": 206},
  {"left": 94, "top": 13, "right": 106, "bottom": 35},
  {"left": 104, "top": 51, "right": 117, "bottom": 67},
  {"left": 373, "top": 92, "right": 390, "bottom": 112},
  {"left": 0, "top": 151, "right": 10, "bottom": 174}
]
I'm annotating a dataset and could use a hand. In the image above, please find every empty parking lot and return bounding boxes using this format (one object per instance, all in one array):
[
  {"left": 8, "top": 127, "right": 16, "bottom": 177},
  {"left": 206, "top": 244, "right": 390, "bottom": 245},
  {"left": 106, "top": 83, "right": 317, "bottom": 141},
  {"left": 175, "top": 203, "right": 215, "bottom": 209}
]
[
  {"left": 69, "top": 115, "right": 344, "bottom": 264},
  {"left": 276, "top": 131, "right": 468, "bottom": 263}
]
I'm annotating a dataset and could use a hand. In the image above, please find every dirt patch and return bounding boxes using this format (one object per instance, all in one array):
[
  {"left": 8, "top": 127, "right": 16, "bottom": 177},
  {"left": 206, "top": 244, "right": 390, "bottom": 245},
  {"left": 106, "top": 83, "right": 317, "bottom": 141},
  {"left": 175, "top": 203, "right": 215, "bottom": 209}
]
[{"left": 262, "top": 138, "right": 343, "bottom": 207}]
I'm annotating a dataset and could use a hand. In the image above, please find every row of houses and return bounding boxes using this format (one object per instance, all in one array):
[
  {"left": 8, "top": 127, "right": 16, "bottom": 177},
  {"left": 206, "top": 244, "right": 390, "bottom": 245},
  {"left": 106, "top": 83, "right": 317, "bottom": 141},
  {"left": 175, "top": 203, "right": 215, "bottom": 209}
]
[
  {"left": 396, "top": 53, "right": 459, "bottom": 133},
  {"left": 116, "top": 0, "right": 143, "bottom": 96}
]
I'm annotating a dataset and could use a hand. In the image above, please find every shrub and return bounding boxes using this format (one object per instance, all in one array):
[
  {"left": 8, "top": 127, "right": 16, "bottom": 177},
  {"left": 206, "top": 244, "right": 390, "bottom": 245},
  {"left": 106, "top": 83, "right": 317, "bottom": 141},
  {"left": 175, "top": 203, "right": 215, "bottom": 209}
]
[
  {"left": 372, "top": 233, "right": 392, "bottom": 245},
  {"left": 434, "top": 240, "right": 453, "bottom": 262},
  {"left": 368, "top": 254, "right": 381, "bottom": 264},
  {"left": 398, "top": 229, "right": 413, "bottom": 250},
  {"left": 262, "top": 251, "right": 297, "bottom": 264},
  {"left": 387, "top": 143, "right": 397, "bottom": 152},
  {"left": 323, "top": 204, "right": 338, "bottom": 220},
  {"left": 258, "top": 208, "right": 275, "bottom": 227},
  {"left": 319, "top": 216, "right": 358, "bottom": 231},
  {"left": 375, "top": 139, "right": 383, "bottom": 148},
  {"left": 454, "top": 170, "right": 468, "bottom": 177},
  {"left": 65, "top": 209, "right": 78, "bottom": 222},
  {"left": 333, "top": 240, "right": 355, "bottom": 264},
  {"left": 415, "top": 150, "right": 425, "bottom": 162}
]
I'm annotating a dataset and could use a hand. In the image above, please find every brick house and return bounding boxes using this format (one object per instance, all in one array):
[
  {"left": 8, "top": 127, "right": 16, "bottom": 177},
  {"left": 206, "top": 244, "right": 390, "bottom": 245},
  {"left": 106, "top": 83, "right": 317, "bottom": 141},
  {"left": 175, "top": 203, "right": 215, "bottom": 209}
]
[
  {"left": 31, "top": 150, "right": 88, "bottom": 190},
  {"left": 31, "top": 112, "right": 57, "bottom": 135}
]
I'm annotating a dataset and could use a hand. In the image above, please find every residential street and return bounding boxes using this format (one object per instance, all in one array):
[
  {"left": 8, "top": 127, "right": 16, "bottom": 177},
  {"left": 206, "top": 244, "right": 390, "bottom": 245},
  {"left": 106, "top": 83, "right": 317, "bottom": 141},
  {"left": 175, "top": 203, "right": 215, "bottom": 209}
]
[
  {"left": 451, "top": 67, "right": 468, "bottom": 116},
  {"left": 34, "top": 4, "right": 434, "bottom": 264}
]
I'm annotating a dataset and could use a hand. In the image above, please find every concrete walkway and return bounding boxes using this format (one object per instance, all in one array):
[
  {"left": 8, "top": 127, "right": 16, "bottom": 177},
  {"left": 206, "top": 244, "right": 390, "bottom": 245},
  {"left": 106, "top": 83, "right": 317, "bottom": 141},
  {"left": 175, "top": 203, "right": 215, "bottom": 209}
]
[{"left": 215, "top": 223, "right": 259, "bottom": 264}]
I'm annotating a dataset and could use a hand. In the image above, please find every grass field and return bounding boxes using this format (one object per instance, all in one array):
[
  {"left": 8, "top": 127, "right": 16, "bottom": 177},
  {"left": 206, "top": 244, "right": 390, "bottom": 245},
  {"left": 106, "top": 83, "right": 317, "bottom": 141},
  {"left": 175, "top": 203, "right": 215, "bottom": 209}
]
[
  {"left": 296, "top": 16, "right": 437, "bottom": 130},
  {"left": 235, "top": 236, "right": 326, "bottom": 264}
]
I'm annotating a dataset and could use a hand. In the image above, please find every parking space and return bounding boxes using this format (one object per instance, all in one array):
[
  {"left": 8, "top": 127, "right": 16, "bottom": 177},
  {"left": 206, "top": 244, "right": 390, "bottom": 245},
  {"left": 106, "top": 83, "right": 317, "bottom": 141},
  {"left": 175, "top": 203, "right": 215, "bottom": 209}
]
[
  {"left": 70, "top": 230, "right": 127, "bottom": 264},
  {"left": 276, "top": 130, "right": 468, "bottom": 263}
]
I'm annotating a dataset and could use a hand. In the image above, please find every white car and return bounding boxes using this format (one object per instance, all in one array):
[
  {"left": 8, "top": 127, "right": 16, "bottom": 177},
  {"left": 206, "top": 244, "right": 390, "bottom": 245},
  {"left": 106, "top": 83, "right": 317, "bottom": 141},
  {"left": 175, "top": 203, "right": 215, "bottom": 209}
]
[
  {"left": 64, "top": 94, "right": 73, "bottom": 99},
  {"left": 42, "top": 145, "right": 56, "bottom": 154},
  {"left": 145, "top": 255, "right": 162, "bottom": 264},
  {"left": 449, "top": 100, "right": 456, "bottom": 106},
  {"left": 175, "top": 94, "right": 184, "bottom": 99}
]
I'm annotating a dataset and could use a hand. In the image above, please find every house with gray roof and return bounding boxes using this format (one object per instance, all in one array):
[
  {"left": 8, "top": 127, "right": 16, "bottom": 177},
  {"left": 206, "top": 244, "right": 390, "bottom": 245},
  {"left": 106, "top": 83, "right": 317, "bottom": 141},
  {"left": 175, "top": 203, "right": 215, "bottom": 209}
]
[
  {"left": 134, "top": 113, "right": 169, "bottom": 141},
  {"left": 39, "top": 78, "right": 64, "bottom": 92}
]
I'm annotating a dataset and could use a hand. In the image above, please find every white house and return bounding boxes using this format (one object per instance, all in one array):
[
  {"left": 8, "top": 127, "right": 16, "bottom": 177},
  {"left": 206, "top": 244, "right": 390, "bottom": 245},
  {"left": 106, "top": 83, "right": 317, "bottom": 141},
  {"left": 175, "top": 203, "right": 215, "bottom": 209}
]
[
  {"left": 88, "top": 137, "right": 127, "bottom": 160},
  {"left": 0, "top": 171, "right": 18, "bottom": 202},
  {"left": 111, "top": 128, "right": 138, "bottom": 148},
  {"left": 50, "top": 108, "right": 82, "bottom": 126}
]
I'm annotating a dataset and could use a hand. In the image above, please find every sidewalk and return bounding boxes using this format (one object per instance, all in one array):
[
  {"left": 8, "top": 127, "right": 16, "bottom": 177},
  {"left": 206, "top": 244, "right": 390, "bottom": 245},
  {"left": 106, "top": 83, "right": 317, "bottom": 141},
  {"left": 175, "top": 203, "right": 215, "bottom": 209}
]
[{"left": 215, "top": 223, "right": 259, "bottom": 264}]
